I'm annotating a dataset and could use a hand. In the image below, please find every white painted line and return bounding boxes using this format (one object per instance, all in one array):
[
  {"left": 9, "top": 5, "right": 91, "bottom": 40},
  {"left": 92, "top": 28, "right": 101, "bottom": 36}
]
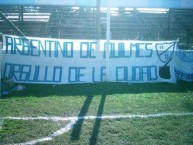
[
  {"left": 0, "top": 118, "right": 3, "bottom": 131},
  {"left": 14, "top": 119, "right": 77, "bottom": 145},
  {"left": 49, "top": 119, "right": 77, "bottom": 138},
  {"left": 4, "top": 116, "right": 78, "bottom": 121},
  {"left": 4, "top": 112, "right": 193, "bottom": 122},
  {"left": 3, "top": 112, "right": 193, "bottom": 145},
  {"left": 15, "top": 137, "right": 52, "bottom": 145}
]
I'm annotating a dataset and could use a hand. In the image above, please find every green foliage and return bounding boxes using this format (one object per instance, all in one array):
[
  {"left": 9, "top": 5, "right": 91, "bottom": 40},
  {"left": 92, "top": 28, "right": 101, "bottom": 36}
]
[{"left": 1, "top": 77, "right": 14, "bottom": 91}]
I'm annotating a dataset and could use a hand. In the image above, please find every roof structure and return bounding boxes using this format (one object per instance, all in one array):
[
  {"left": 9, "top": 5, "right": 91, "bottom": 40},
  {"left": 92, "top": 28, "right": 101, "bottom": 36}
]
[{"left": 0, "top": 2, "right": 193, "bottom": 49}]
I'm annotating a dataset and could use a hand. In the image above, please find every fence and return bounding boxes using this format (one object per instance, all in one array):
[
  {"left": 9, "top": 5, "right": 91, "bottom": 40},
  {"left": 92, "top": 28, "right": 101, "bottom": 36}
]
[{"left": 0, "top": 5, "right": 193, "bottom": 44}]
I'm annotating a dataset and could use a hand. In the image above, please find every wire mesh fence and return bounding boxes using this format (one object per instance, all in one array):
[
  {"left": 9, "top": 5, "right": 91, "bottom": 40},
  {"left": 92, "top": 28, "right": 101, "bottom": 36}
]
[{"left": 0, "top": 5, "right": 193, "bottom": 46}]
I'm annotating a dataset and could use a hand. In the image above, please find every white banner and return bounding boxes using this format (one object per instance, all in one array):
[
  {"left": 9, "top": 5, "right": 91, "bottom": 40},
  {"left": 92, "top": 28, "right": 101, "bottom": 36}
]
[
  {"left": 174, "top": 48, "right": 193, "bottom": 81},
  {"left": 2, "top": 35, "right": 177, "bottom": 84}
]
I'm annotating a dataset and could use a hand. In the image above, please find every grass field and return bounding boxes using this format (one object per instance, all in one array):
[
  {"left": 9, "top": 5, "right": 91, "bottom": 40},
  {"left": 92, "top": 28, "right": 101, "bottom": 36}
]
[{"left": 0, "top": 81, "right": 193, "bottom": 145}]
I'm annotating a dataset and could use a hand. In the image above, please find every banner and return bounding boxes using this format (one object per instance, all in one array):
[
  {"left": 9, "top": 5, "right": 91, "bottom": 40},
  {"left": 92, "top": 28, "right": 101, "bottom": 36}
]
[
  {"left": 174, "top": 48, "right": 193, "bottom": 81},
  {"left": 2, "top": 35, "right": 177, "bottom": 84}
]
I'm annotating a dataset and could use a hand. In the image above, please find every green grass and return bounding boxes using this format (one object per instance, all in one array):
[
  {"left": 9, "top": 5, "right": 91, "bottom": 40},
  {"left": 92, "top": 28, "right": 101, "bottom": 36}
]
[
  {"left": 0, "top": 120, "right": 70, "bottom": 144},
  {"left": 0, "top": 81, "right": 193, "bottom": 144},
  {"left": 38, "top": 116, "right": 193, "bottom": 145}
]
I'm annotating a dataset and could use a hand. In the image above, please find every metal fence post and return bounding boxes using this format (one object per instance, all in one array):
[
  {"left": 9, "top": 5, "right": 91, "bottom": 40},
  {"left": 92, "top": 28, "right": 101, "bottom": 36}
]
[
  {"left": 0, "top": 35, "right": 2, "bottom": 95},
  {"left": 106, "top": 0, "right": 110, "bottom": 82}
]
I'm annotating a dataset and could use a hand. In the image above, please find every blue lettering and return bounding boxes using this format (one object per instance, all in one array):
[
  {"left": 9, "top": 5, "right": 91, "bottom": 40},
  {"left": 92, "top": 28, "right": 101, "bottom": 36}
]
[
  {"left": 116, "top": 65, "right": 158, "bottom": 82},
  {"left": 65, "top": 42, "right": 73, "bottom": 58},
  {"left": 54, "top": 41, "right": 60, "bottom": 57},
  {"left": 116, "top": 67, "right": 124, "bottom": 81},
  {"left": 80, "top": 42, "right": 96, "bottom": 58},
  {"left": 3, "top": 63, "right": 63, "bottom": 83},
  {"left": 145, "top": 43, "right": 153, "bottom": 57},
  {"left": 55, "top": 41, "right": 73, "bottom": 58},
  {"left": 80, "top": 42, "right": 89, "bottom": 58},
  {"left": 34, "top": 66, "right": 44, "bottom": 82},
  {"left": 119, "top": 43, "right": 132, "bottom": 58},
  {"left": 77, "top": 67, "right": 86, "bottom": 82},
  {"left": 141, "top": 66, "right": 148, "bottom": 81},
  {"left": 30, "top": 39, "right": 40, "bottom": 56},
  {"left": 10, "top": 64, "right": 21, "bottom": 81},
  {"left": 68, "top": 67, "right": 77, "bottom": 82},
  {"left": 92, "top": 67, "right": 105, "bottom": 82},
  {"left": 3, "top": 63, "right": 12, "bottom": 78},
  {"left": 92, "top": 67, "right": 98, "bottom": 82},
  {"left": 38, "top": 40, "right": 47, "bottom": 57},
  {"left": 104, "top": 42, "right": 132, "bottom": 58},
  {"left": 27, "top": 65, "right": 40, "bottom": 82},
  {"left": 100, "top": 67, "right": 106, "bottom": 81},
  {"left": 21, "top": 38, "right": 30, "bottom": 56},
  {"left": 46, "top": 40, "right": 55, "bottom": 57},
  {"left": 103, "top": 42, "right": 116, "bottom": 58},
  {"left": 5, "top": 36, "right": 13, "bottom": 54},
  {"left": 13, "top": 38, "right": 22, "bottom": 55},
  {"left": 132, "top": 66, "right": 141, "bottom": 81},
  {"left": 44, "top": 66, "right": 52, "bottom": 82},
  {"left": 53, "top": 67, "right": 62, "bottom": 82},
  {"left": 90, "top": 42, "right": 96, "bottom": 58},
  {"left": 68, "top": 67, "right": 86, "bottom": 83},
  {"left": 130, "top": 43, "right": 153, "bottom": 58},
  {"left": 148, "top": 66, "right": 157, "bottom": 80},
  {"left": 19, "top": 65, "right": 31, "bottom": 81}
]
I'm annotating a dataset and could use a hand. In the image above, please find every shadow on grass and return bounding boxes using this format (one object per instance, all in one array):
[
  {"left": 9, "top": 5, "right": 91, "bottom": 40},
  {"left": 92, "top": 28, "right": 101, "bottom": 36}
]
[
  {"left": 71, "top": 95, "right": 93, "bottom": 141},
  {"left": 70, "top": 94, "right": 106, "bottom": 145},
  {"left": 1, "top": 81, "right": 193, "bottom": 98},
  {"left": 89, "top": 95, "right": 106, "bottom": 145}
]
